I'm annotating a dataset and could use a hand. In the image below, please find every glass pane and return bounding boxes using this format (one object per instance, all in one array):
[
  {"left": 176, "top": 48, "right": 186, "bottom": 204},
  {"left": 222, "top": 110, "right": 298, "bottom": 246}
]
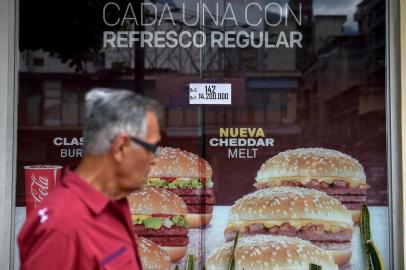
[
  {"left": 202, "top": 0, "right": 389, "bottom": 269},
  {"left": 62, "top": 90, "right": 79, "bottom": 125},
  {"left": 25, "top": 93, "right": 41, "bottom": 126},
  {"left": 43, "top": 99, "right": 61, "bottom": 126}
]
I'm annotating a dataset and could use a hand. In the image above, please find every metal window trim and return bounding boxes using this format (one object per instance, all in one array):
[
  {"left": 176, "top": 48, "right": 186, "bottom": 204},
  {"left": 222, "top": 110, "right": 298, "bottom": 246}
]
[
  {"left": 400, "top": 0, "right": 406, "bottom": 266},
  {"left": 387, "top": 0, "right": 403, "bottom": 269},
  {"left": 0, "top": 0, "right": 18, "bottom": 269},
  {"left": 399, "top": 1, "right": 406, "bottom": 267}
]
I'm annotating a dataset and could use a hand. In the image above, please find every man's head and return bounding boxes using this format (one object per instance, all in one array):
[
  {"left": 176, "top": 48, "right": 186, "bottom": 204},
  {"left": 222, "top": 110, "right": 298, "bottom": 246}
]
[{"left": 83, "top": 88, "right": 161, "bottom": 195}]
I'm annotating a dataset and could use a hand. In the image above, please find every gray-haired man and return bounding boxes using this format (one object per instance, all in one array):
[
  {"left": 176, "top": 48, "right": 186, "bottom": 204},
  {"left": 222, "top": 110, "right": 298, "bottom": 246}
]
[{"left": 18, "top": 89, "right": 161, "bottom": 270}]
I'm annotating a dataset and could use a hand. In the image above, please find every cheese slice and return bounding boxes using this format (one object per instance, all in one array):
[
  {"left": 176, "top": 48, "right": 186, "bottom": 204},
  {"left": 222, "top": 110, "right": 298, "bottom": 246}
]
[
  {"left": 226, "top": 219, "right": 352, "bottom": 233},
  {"left": 257, "top": 176, "right": 367, "bottom": 188},
  {"left": 132, "top": 214, "right": 152, "bottom": 224}
]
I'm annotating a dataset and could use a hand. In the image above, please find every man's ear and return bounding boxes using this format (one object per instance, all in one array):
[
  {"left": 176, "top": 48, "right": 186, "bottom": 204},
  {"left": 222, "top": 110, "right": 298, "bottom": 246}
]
[{"left": 111, "top": 134, "right": 129, "bottom": 163}]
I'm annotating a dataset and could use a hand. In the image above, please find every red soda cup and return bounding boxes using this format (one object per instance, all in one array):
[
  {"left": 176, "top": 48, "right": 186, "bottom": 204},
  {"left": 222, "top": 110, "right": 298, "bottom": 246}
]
[{"left": 24, "top": 165, "right": 62, "bottom": 215}]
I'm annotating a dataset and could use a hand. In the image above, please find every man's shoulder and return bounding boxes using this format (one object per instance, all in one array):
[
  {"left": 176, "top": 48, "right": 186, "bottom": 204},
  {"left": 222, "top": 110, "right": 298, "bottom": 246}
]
[{"left": 23, "top": 186, "right": 89, "bottom": 236}]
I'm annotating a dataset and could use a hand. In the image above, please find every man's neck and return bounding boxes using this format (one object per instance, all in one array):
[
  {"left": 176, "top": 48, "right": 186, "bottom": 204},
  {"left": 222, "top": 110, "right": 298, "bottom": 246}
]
[{"left": 74, "top": 155, "right": 125, "bottom": 200}]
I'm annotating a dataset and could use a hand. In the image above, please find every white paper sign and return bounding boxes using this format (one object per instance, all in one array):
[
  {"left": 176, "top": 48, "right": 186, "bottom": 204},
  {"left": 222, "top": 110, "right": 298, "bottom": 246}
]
[{"left": 189, "top": 83, "right": 232, "bottom": 105}]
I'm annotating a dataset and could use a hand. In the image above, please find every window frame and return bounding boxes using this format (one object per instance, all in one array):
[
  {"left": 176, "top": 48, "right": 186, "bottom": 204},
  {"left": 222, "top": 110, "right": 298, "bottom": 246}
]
[
  {"left": 0, "top": 0, "right": 18, "bottom": 269},
  {"left": 0, "top": 0, "right": 404, "bottom": 269}
]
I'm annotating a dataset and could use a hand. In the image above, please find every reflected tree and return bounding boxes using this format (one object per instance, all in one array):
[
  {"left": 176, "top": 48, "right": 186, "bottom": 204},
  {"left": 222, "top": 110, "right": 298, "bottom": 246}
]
[{"left": 20, "top": 0, "right": 148, "bottom": 93}]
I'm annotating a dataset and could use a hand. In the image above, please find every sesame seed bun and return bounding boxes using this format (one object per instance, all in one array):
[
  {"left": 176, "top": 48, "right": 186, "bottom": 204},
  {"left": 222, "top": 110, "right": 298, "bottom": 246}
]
[
  {"left": 255, "top": 148, "right": 366, "bottom": 187},
  {"left": 205, "top": 235, "right": 338, "bottom": 270},
  {"left": 228, "top": 187, "right": 353, "bottom": 225},
  {"left": 128, "top": 186, "right": 187, "bottom": 215},
  {"left": 349, "top": 210, "right": 360, "bottom": 223},
  {"left": 324, "top": 249, "right": 352, "bottom": 267},
  {"left": 149, "top": 147, "right": 212, "bottom": 178},
  {"left": 160, "top": 246, "right": 188, "bottom": 262},
  {"left": 311, "top": 242, "right": 352, "bottom": 266},
  {"left": 136, "top": 237, "right": 171, "bottom": 270},
  {"left": 186, "top": 213, "right": 213, "bottom": 228}
]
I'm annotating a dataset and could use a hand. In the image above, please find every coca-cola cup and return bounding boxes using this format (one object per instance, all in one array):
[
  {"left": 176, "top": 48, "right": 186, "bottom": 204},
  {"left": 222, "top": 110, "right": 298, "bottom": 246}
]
[{"left": 24, "top": 165, "right": 62, "bottom": 215}]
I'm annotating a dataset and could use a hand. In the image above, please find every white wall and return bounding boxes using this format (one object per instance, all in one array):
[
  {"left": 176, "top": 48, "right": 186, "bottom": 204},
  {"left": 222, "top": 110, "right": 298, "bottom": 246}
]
[{"left": 0, "top": 0, "right": 17, "bottom": 269}]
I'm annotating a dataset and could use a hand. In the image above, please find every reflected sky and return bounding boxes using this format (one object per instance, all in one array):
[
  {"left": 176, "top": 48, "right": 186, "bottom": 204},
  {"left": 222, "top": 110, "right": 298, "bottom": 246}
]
[{"left": 313, "top": 0, "right": 362, "bottom": 33}]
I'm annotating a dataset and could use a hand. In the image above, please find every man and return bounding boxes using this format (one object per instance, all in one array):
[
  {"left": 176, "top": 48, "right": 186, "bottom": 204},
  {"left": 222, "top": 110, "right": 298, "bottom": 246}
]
[{"left": 18, "top": 89, "right": 161, "bottom": 270}]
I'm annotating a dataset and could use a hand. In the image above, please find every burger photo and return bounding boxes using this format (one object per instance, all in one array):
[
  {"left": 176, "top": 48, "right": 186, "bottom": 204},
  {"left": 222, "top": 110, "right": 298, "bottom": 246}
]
[
  {"left": 147, "top": 147, "right": 215, "bottom": 228},
  {"left": 128, "top": 186, "right": 189, "bottom": 262},
  {"left": 224, "top": 187, "right": 353, "bottom": 266},
  {"left": 255, "top": 148, "right": 368, "bottom": 222},
  {"left": 206, "top": 235, "right": 338, "bottom": 270},
  {"left": 136, "top": 237, "right": 171, "bottom": 270}
]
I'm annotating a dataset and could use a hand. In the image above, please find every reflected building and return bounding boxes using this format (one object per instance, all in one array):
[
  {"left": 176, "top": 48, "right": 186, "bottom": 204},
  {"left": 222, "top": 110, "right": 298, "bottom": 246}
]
[
  {"left": 289, "top": 0, "right": 313, "bottom": 70},
  {"left": 296, "top": 0, "right": 386, "bottom": 205},
  {"left": 354, "top": 0, "right": 385, "bottom": 85}
]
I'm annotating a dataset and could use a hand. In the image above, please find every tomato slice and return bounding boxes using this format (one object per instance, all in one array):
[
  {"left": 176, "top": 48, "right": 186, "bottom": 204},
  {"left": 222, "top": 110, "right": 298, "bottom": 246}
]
[
  {"left": 200, "top": 177, "right": 206, "bottom": 184},
  {"left": 151, "top": 214, "right": 172, "bottom": 218},
  {"left": 161, "top": 177, "right": 177, "bottom": 182}
]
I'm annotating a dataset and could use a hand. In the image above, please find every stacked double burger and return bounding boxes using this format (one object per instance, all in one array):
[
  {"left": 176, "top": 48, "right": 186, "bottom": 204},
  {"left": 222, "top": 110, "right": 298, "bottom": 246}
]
[
  {"left": 255, "top": 148, "right": 368, "bottom": 222},
  {"left": 128, "top": 186, "right": 189, "bottom": 262},
  {"left": 224, "top": 187, "right": 354, "bottom": 266},
  {"left": 147, "top": 147, "right": 215, "bottom": 227}
]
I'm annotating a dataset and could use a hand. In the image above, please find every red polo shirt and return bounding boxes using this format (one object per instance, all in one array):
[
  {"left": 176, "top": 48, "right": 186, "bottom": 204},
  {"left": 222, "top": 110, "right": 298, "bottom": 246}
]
[{"left": 18, "top": 168, "right": 142, "bottom": 270}]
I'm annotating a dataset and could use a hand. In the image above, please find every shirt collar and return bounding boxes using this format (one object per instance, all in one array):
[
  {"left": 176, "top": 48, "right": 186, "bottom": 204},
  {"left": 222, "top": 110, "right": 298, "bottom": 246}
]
[{"left": 63, "top": 167, "right": 110, "bottom": 215}]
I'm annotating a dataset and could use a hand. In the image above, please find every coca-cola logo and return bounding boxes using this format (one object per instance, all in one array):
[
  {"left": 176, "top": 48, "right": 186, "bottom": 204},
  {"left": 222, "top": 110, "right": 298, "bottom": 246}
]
[{"left": 30, "top": 173, "right": 49, "bottom": 205}]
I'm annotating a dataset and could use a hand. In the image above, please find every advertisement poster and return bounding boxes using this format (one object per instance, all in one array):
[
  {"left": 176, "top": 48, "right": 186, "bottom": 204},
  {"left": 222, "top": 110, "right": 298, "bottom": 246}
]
[{"left": 17, "top": 0, "right": 388, "bottom": 269}]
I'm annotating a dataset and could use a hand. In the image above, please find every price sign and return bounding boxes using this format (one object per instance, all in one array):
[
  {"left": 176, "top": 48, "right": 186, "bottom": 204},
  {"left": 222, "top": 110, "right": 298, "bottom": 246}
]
[{"left": 189, "top": 83, "right": 232, "bottom": 105}]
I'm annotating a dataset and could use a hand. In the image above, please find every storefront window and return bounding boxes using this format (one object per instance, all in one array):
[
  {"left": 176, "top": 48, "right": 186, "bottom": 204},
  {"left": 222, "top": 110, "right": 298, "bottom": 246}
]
[{"left": 15, "top": 0, "right": 389, "bottom": 269}]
